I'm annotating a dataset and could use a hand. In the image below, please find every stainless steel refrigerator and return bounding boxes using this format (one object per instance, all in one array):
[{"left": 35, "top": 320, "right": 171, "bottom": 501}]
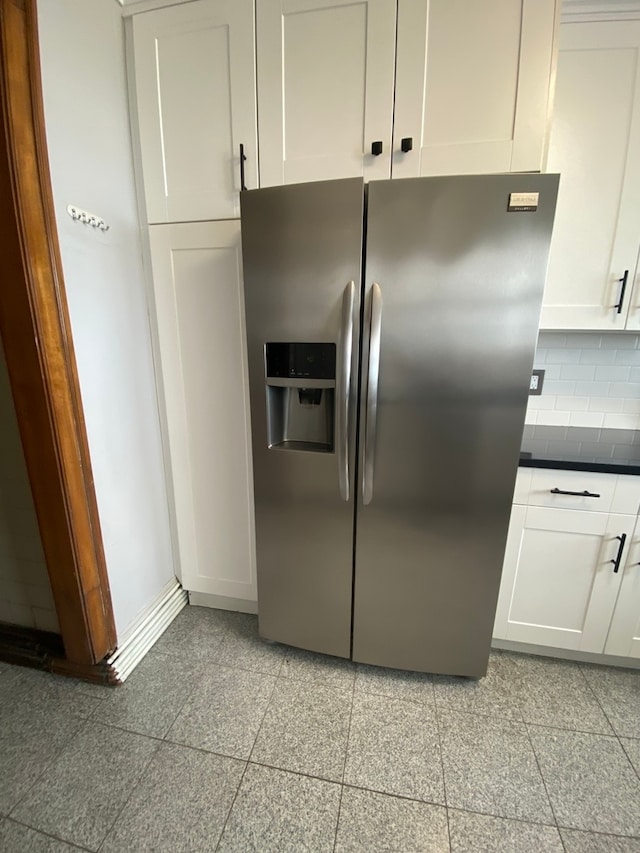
[{"left": 240, "top": 174, "right": 558, "bottom": 677}]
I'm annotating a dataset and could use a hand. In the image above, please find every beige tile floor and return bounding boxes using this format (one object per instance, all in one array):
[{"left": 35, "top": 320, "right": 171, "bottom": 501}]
[{"left": 1, "top": 605, "right": 640, "bottom": 851}]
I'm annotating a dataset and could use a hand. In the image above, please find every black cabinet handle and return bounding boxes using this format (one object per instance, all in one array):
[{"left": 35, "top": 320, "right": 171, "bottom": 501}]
[
  {"left": 371, "top": 141, "right": 383, "bottom": 156},
  {"left": 239, "top": 143, "right": 247, "bottom": 191},
  {"left": 550, "top": 488, "right": 601, "bottom": 498},
  {"left": 400, "top": 137, "right": 413, "bottom": 153},
  {"left": 610, "top": 533, "right": 627, "bottom": 573},
  {"left": 615, "top": 270, "right": 629, "bottom": 314}
]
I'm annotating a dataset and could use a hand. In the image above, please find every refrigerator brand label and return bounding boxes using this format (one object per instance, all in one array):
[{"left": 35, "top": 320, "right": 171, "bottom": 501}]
[{"left": 508, "top": 192, "right": 539, "bottom": 212}]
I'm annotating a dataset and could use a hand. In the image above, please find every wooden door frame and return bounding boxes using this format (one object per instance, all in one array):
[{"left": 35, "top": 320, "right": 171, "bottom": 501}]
[{"left": 0, "top": 0, "right": 117, "bottom": 669}]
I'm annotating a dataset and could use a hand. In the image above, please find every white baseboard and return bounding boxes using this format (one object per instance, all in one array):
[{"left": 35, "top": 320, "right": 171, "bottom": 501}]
[
  {"left": 107, "top": 578, "right": 188, "bottom": 682},
  {"left": 492, "top": 638, "right": 640, "bottom": 670},
  {"left": 188, "top": 591, "right": 257, "bottom": 614}
]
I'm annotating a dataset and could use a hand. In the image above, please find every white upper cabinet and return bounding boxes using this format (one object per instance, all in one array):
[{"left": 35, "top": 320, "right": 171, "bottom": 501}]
[
  {"left": 541, "top": 21, "right": 640, "bottom": 330},
  {"left": 257, "top": 0, "right": 557, "bottom": 187},
  {"left": 256, "top": 0, "right": 397, "bottom": 186},
  {"left": 392, "top": 0, "right": 557, "bottom": 179},
  {"left": 131, "top": 0, "right": 258, "bottom": 222}
]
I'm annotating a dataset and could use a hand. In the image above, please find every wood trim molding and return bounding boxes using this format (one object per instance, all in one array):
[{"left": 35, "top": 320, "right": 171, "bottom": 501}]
[
  {"left": 0, "top": 0, "right": 117, "bottom": 664},
  {"left": 0, "top": 623, "right": 120, "bottom": 685}
]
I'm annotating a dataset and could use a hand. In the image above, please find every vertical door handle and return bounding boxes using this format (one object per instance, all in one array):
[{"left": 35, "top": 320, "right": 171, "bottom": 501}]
[
  {"left": 371, "top": 141, "right": 383, "bottom": 156},
  {"left": 363, "top": 283, "right": 383, "bottom": 506},
  {"left": 610, "top": 533, "right": 627, "bottom": 573},
  {"left": 400, "top": 137, "right": 413, "bottom": 153},
  {"left": 615, "top": 270, "right": 629, "bottom": 314},
  {"left": 338, "top": 282, "right": 355, "bottom": 501},
  {"left": 239, "top": 143, "right": 247, "bottom": 191}
]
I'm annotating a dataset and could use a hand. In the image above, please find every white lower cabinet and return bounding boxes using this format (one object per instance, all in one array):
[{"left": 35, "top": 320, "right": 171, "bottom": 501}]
[
  {"left": 148, "top": 220, "right": 257, "bottom": 602},
  {"left": 494, "top": 472, "right": 640, "bottom": 660},
  {"left": 605, "top": 519, "right": 640, "bottom": 659},
  {"left": 494, "top": 506, "right": 635, "bottom": 652}
]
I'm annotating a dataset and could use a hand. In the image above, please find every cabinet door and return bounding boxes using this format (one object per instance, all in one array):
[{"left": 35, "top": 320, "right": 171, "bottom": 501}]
[
  {"left": 540, "top": 22, "right": 640, "bottom": 330},
  {"left": 605, "top": 519, "right": 640, "bottom": 659},
  {"left": 493, "top": 506, "right": 633, "bottom": 652},
  {"left": 256, "top": 0, "right": 396, "bottom": 186},
  {"left": 132, "top": 0, "right": 258, "bottom": 223},
  {"left": 392, "top": 0, "right": 557, "bottom": 179},
  {"left": 148, "top": 221, "right": 256, "bottom": 602}
]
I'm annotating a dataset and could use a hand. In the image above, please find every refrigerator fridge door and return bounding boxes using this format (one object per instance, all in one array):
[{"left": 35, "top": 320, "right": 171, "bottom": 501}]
[
  {"left": 353, "top": 174, "right": 559, "bottom": 676},
  {"left": 241, "top": 178, "right": 364, "bottom": 658}
]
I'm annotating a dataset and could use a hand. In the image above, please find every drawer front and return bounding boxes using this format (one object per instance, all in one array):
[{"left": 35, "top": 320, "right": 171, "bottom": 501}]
[{"left": 524, "top": 469, "right": 617, "bottom": 513}]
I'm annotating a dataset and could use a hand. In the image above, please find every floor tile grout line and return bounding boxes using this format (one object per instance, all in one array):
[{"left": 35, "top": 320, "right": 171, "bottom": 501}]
[
  {"left": 576, "top": 662, "right": 619, "bottom": 734},
  {"left": 214, "top": 759, "right": 250, "bottom": 853},
  {"left": 4, "top": 815, "right": 92, "bottom": 851},
  {"left": 577, "top": 663, "right": 640, "bottom": 785},
  {"left": 245, "top": 666, "right": 282, "bottom": 766},
  {"left": 619, "top": 738, "right": 640, "bottom": 785},
  {"left": 445, "top": 803, "right": 562, "bottom": 831},
  {"left": 4, "top": 714, "right": 87, "bottom": 824},
  {"left": 523, "top": 719, "right": 564, "bottom": 833},
  {"left": 556, "top": 823, "right": 640, "bottom": 841},
  {"left": 93, "top": 723, "right": 164, "bottom": 853},
  {"left": 433, "top": 700, "right": 453, "bottom": 852},
  {"left": 332, "top": 674, "right": 357, "bottom": 853}
]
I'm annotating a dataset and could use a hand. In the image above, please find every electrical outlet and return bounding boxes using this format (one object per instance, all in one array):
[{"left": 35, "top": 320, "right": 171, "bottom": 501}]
[{"left": 530, "top": 369, "right": 545, "bottom": 395}]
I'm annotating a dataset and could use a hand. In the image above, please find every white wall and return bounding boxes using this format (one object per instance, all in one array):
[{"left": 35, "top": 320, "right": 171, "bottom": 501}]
[
  {"left": 37, "top": 0, "right": 175, "bottom": 640},
  {"left": 0, "top": 347, "right": 58, "bottom": 633}
]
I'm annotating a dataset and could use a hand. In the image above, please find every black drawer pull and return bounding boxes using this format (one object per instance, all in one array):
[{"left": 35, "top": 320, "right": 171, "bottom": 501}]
[
  {"left": 371, "top": 141, "right": 383, "bottom": 156},
  {"left": 550, "top": 488, "right": 601, "bottom": 498},
  {"left": 610, "top": 533, "right": 627, "bottom": 573}
]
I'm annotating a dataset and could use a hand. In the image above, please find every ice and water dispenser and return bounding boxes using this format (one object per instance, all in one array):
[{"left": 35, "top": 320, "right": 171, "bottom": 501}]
[{"left": 265, "top": 343, "right": 336, "bottom": 452}]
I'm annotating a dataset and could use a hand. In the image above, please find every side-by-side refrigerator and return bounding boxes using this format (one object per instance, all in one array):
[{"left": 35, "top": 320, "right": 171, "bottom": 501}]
[{"left": 240, "top": 174, "right": 558, "bottom": 677}]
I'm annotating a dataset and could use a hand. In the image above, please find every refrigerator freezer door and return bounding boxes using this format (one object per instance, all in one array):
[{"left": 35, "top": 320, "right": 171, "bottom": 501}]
[
  {"left": 241, "top": 178, "right": 364, "bottom": 658},
  {"left": 353, "top": 174, "right": 559, "bottom": 676}
]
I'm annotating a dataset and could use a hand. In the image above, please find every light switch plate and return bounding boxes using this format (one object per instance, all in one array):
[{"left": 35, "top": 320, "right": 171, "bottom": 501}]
[{"left": 530, "top": 369, "right": 545, "bottom": 395}]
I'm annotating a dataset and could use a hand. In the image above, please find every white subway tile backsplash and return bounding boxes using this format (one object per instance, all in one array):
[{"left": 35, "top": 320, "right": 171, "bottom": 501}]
[
  {"left": 588, "top": 397, "right": 624, "bottom": 413},
  {"left": 542, "top": 364, "right": 562, "bottom": 380},
  {"left": 540, "top": 411, "right": 570, "bottom": 426},
  {"left": 579, "top": 348, "right": 617, "bottom": 364},
  {"left": 602, "top": 333, "right": 638, "bottom": 349},
  {"left": 537, "top": 332, "right": 567, "bottom": 347},
  {"left": 528, "top": 395, "right": 557, "bottom": 410},
  {"left": 555, "top": 396, "right": 590, "bottom": 412},
  {"left": 531, "top": 331, "right": 640, "bottom": 432},
  {"left": 562, "top": 333, "right": 603, "bottom": 348},
  {"left": 594, "top": 365, "right": 632, "bottom": 381},
  {"left": 574, "top": 381, "right": 611, "bottom": 397},
  {"left": 569, "top": 412, "right": 605, "bottom": 427},
  {"left": 545, "top": 348, "right": 581, "bottom": 364},
  {"left": 615, "top": 349, "right": 640, "bottom": 364},
  {"left": 559, "top": 364, "right": 596, "bottom": 381},
  {"left": 603, "top": 414, "right": 640, "bottom": 430},
  {"left": 543, "top": 380, "right": 577, "bottom": 395},
  {"left": 610, "top": 382, "right": 640, "bottom": 398}
]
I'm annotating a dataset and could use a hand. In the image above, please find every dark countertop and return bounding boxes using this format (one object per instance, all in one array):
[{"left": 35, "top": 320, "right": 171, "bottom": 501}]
[{"left": 520, "top": 425, "right": 640, "bottom": 476}]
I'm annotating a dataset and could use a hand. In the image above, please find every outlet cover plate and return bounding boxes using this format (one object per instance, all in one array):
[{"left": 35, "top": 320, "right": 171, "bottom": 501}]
[{"left": 530, "top": 369, "right": 545, "bottom": 395}]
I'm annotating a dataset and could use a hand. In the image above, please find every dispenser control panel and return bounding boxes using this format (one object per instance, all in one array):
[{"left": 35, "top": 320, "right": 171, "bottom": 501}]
[{"left": 265, "top": 342, "right": 336, "bottom": 380}]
